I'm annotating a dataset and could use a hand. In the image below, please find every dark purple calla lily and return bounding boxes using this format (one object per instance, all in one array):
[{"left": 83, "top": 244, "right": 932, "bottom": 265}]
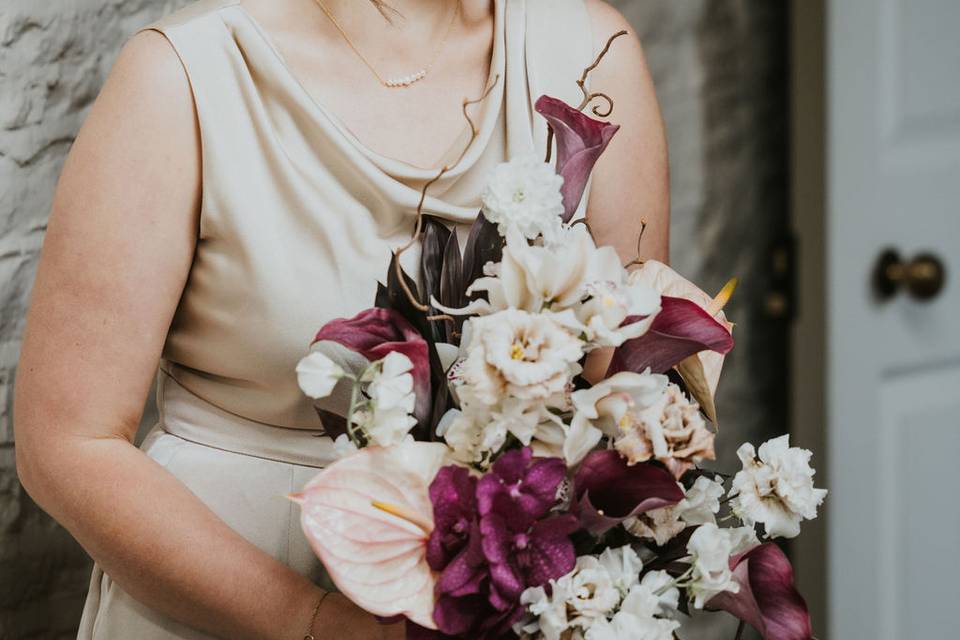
[
  {"left": 572, "top": 449, "right": 685, "bottom": 535},
  {"left": 707, "top": 543, "right": 813, "bottom": 640},
  {"left": 312, "top": 307, "right": 431, "bottom": 425},
  {"left": 535, "top": 95, "right": 621, "bottom": 222},
  {"left": 606, "top": 296, "right": 735, "bottom": 378}
]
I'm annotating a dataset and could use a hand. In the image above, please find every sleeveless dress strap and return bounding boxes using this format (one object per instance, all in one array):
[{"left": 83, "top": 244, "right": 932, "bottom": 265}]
[{"left": 523, "top": 0, "right": 596, "bottom": 223}]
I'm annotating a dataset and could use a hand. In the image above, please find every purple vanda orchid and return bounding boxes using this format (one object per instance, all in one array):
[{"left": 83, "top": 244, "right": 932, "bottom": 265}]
[
  {"left": 707, "top": 543, "right": 813, "bottom": 640},
  {"left": 312, "top": 307, "right": 431, "bottom": 424},
  {"left": 535, "top": 95, "right": 620, "bottom": 222},
  {"left": 572, "top": 449, "right": 685, "bottom": 535},
  {"left": 427, "top": 449, "right": 578, "bottom": 639}
]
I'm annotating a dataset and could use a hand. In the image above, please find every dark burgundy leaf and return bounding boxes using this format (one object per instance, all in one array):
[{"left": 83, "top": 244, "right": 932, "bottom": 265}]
[{"left": 461, "top": 211, "right": 504, "bottom": 293}]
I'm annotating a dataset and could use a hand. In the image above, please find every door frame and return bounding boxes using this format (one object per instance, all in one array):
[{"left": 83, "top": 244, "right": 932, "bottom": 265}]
[{"left": 790, "top": 0, "right": 829, "bottom": 635}]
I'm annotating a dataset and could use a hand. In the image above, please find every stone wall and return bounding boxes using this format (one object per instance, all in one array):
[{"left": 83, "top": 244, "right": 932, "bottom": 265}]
[
  {"left": 0, "top": 2, "right": 191, "bottom": 636},
  {"left": 0, "top": 0, "right": 788, "bottom": 637}
]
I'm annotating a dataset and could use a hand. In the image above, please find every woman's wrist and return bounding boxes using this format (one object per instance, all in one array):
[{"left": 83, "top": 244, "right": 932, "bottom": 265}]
[{"left": 302, "top": 589, "right": 330, "bottom": 640}]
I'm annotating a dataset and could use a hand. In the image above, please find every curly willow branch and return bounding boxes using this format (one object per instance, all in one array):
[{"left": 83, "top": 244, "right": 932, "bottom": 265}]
[
  {"left": 393, "top": 74, "right": 502, "bottom": 314},
  {"left": 576, "top": 29, "right": 628, "bottom": 117},
  {"left": 544, "top": 30, "right": 628, "bottom": 164}
]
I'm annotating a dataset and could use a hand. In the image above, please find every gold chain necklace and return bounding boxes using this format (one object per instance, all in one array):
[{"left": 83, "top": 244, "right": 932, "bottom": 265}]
[{"left": 312, "top": 0, "right": 461, "bottom": 89}]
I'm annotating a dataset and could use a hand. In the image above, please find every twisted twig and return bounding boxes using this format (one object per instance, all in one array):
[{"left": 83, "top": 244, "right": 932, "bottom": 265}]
[
  {"left": 623, "top": 218, "right": 649, "bottom": 269},
  {"left": 576, "top": 30, "right": 628, "bottom": 117},
  {"left": 393, "top": 74, "right": 502, "bottom": 313}
]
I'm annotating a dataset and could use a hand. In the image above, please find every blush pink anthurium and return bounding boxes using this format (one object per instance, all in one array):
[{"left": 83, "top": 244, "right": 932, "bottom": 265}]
[
  {"left": 707, "top": 543, "right": 813, "bottom": 640},
  {"left": 312, "top": 307, "right": 431, "bottom": 425},
  {"left": 291, "top": 442, "right": 451, "bottom": 629},
  {"left": 534, "top": 95, "right": 620, "bottom": 222}
]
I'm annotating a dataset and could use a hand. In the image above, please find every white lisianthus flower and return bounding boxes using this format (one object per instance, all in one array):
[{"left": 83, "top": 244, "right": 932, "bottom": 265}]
[
  {"left": 481, "top": 154, "right": 565, "bottom": 242},
  {"left": 678, "top": 475, "right": 726, "bottom": 525},
  {"left": 596, "top": 545, "right": 645, "bottom": 596},
  {"left": 685, "top": 523, "right": 758, "bottom": 609},
  {"left": 729, "top": 434, "right": 828, "bottom": 539},
  {"left": 296, "top": 348, "right": 346, "bottom": 399},
  {"left": 461, "top": 309, "right": 584, "bottom": 407}
]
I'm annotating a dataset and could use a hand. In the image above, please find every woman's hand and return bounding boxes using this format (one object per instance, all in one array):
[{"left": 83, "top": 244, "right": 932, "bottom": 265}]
[{"left": 311, "top": 594, "right": 407, "bottom": 640}]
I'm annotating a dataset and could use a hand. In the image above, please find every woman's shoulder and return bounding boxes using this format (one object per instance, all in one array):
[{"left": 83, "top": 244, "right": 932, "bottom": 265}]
[{"left": 139, "top": 0, "right": 240, "bottom": 33}]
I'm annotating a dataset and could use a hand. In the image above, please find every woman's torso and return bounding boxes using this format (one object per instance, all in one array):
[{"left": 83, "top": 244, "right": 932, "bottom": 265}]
[{"left": 143, "top": 0, "right": 596, "bottom": 440}]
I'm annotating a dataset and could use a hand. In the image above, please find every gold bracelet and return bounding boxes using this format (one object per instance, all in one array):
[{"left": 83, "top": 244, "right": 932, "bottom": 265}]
[{"left": 303, "top": 591, "right": 329, "bottom": 640}]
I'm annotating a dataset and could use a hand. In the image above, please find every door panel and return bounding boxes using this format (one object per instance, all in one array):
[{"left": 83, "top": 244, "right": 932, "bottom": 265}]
[{"left": 824, "top": 0, "right": 960, "bottom": 638}]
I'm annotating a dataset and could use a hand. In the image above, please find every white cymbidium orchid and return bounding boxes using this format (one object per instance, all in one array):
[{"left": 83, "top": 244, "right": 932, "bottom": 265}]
[
  {"left": 729, "top": 434, "right": 827, "bottom": 539},
  {"left": 431, "top": 226, "right": 661, "bottom": 349}
]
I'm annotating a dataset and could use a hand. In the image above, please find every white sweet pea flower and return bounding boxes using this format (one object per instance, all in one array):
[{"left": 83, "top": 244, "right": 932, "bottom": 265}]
[
  {"left": 350, "top": 352, "right": 418, "bottom": 447},
  {"left": 685, "top": 523, "right": 758, "bottom": 609},
  {"left": 678, "top": 475, "right": 726, "bottom": 525},
  {"left": 729, "top": 434, "right": 828, "bottom": 539},
  {"left": 296, "top": 348, "right": 346, "bottom": 399},
  {"left": 367, "top": 351, "right": 416, "bottom": 413},
  {"left": 332, "top": 433, "right": 359, "bottom": 459},
  {"left": 481, "top": 154, "right": 565, "bottom": 242}
]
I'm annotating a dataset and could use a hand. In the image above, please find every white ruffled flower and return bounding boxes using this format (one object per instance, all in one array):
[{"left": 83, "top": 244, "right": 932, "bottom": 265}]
[
  {"left": 565, "top": 556, "right": 623, "bottom": 623},
  {"left": 729, "top": 434, "right": 827, "bottom": 539},
  {"left": 678, "top": 475, "right": 726, "bottom": 525},
  {"left": 461, "top": 309, "right": 583, "bottom": 407},
  {"left": 583, "top": 580, "right": 680, "bottom": 640},
  {"left": 296, "top": 348, "right": 346, "bottom": 399},
  {"left": 596, "top": 545, "right": 645, "bottom": 596},
  {"left": 685, "top": 523, "right": 758, "bottom": 609},
  {"left": 481, "top": 154, "right": 565, "bottom": 242}
]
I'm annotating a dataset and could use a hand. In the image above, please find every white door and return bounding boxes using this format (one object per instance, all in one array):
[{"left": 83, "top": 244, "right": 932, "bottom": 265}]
[{"left": 794, "top": 1, "right": 960, "bottom": 638}]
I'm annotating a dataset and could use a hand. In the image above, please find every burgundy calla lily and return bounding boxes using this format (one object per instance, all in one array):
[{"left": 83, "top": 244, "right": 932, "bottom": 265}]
[
  {"left": 707, "top": 543, "right": 813, "bottom": 640},
  {"left": 606, "top": 296, "right": 734, "bottom": 377},
  {"left": 572, "top": 449, "right": 685, "bottom": 535},
  {"left": 535, "top": 95, "right": 620, "bottom": 222},
  {"left": 312, "top": 307, "right": 431, "bottom": 425}
]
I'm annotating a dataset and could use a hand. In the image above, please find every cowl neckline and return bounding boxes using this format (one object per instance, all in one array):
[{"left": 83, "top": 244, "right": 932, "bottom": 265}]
[{"left": 226, "top": 0, "right": 507, "bottom": 182}]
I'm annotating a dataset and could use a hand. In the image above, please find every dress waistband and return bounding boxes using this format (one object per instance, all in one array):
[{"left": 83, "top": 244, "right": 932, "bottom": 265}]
[{"left": 156, "top": 367, "right": 337, "bottom": 468}]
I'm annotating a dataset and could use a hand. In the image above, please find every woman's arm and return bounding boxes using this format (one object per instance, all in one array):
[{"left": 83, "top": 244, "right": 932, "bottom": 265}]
[
  {"left": 582, "top": 0, "right": 669, "bottom": 382},
  {"left": 584, "top": 0, "right": 670, "bottom": 265},
  {"left": 13, "top": 31, "right": 398, "bottom": 640}
]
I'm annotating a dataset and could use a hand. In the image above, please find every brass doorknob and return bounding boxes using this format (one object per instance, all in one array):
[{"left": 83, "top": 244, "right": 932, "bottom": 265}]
[{"left": 873, "top": 249, "right": 946, "bottom": 301}]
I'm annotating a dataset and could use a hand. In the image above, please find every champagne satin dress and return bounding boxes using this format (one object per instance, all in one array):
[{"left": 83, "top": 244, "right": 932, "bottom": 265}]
[{"left": 76, "top": 0, "right": 596, "bottom": 637}]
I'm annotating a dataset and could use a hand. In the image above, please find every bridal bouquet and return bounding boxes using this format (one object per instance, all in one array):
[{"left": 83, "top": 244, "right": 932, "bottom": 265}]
[{"left": 291, "top": 33, "right": 825, "bottom": 640}]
